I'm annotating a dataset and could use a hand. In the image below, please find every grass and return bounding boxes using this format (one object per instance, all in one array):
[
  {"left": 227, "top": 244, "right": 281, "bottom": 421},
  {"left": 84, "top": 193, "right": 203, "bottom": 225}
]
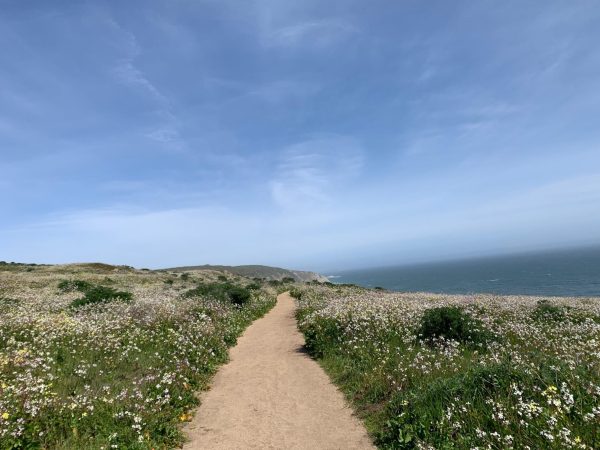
[
  {"left": 295, "top": 284, "right": 600, "bottom": 449},
  {"left": 0, "top": 266, "right": 276, "bottom": 449}
]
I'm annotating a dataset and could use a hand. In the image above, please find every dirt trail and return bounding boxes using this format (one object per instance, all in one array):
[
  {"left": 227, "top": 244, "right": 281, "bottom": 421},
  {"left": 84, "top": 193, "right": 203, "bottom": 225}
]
[{"left": 183, "top": 292, "right": 374, "bottom": 450}]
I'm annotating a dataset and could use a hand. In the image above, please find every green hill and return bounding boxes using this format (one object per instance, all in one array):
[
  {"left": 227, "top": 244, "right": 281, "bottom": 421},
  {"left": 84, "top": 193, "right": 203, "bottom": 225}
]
[{"left": 162, "top": 264, "right": 328, "bottom": 282}]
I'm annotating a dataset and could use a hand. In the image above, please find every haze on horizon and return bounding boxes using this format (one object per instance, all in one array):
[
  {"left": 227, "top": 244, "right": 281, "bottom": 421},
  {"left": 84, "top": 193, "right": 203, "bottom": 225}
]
[{"left": 2, "top": 1, "right": 600, "bottom": 272}]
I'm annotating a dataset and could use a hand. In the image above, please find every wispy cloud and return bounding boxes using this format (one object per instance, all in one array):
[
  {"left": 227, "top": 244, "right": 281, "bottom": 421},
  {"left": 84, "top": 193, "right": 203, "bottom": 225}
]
[
  {"left": 245, "top": 80, "right": 320, "bottom": 104},
  {"left": 105, "top": 17, "right": 169, "bottom": 106},
  {"left": 270, "top": 136, "right": 363, "bottom": 208},
  {"left": 106, "top": 17, "right": 185, "bottom": 151},
  {"left": 266, "top": 19, "right": 358, "bottom": 47},
  {"left": 112, "top": 61, "right": 167, "bottom": 105}
]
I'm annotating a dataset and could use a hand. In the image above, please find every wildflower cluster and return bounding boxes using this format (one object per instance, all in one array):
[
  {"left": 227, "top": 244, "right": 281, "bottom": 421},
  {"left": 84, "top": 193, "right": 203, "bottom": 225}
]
[
  {"left": 294, "top": 284, "right": 600, "bottom": 449},
  {"left": 0, "top": 264, "right": 275, "bottom": 449}
]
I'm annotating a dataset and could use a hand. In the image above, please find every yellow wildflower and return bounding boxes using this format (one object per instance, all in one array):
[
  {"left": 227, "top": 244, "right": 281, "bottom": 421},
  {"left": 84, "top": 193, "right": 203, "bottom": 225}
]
[{"left": 1, "top": 412, "right": 9, "bottom": 420}]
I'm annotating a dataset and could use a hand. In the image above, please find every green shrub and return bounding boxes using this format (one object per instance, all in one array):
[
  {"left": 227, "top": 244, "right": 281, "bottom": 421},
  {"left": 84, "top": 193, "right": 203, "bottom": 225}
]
[
  {"left": 282, "top": 276, "right": 295, "bottom": 283},
  {"left": 58, "top": 279, "right": 93, "bottom": 293},
  {"left": 70, "top": 286, "right": 133, "bottom": 309},
  {"left": 217, "top": 274, "right": 229, "bottom": 282},
  {"left": 227, "top": 287, "right": 251, "bottom": 306},
  {"left": 289, "top": 288, "right": 303, "bottom": 300},
  {"left": 246, "top": 282, "right": 261, "bottom": 291},
  {"left": 417, "top": 306, "right": 492, "bottom": 346},
  {"left": 184, "top": 282, "right": 251, "bottom": 306},
  {"left": 0, "top": 297, "right": 19, "bottom": 307},
  {"left": 302, "top": 317, "right": 342, "bottom": 358},
  {"left": 532, "top": 300, "right": 568, "bottom": 322}
]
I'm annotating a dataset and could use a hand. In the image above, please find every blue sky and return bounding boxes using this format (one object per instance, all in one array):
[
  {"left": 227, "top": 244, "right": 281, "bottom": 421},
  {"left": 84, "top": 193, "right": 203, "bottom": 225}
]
[{"left": 2, "top": 0, "right": 600, "bottom": 271}]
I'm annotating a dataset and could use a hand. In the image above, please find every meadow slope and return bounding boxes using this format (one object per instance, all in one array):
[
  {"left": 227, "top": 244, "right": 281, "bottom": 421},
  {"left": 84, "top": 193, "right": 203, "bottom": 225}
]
[
  {"left": 0, "top": 263, "right": 277, "bottom": 449},
  {"left": 294, "top": 284, "right": 600, "bottom": 449}
]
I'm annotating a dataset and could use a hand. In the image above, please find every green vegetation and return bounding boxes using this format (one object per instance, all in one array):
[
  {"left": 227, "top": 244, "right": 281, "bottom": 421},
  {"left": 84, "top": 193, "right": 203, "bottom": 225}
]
[
  {"left": 163, "top": 264, "right": 324, "bottom": 283},
  {"left": 289, "top": 287, "right": 303, "bottom": 300},
  {"left": 0, "top": 266, "right": 276, "bottom": 449},
  {"left": 58, "top": 279, "right": 133, "bottom": 309},
  {"left": 532, "top": 299, "right": 569, "bottom": 322},
  {"left": 417, "top": 305, "right": 493, "bottom": 347},
  {"left": 184, "top": 282, "right": 252, "bottom": 306},
  {"left": 58, "top": 279, "right": 93, "bottom": 292},
  {"left": 295, "top": 284, "right": 600, "bottom": 449},
  {"left": 227, "top": 286, "right": 251, "bottom": 306},
  {"left": 70, "top": 285, "right": 133, "bottom": 309}
]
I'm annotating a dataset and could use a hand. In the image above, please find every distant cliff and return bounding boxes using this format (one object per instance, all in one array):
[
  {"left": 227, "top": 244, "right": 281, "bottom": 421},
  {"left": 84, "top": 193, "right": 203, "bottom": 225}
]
[{"left": 162, "top": 264, "right": 329, "bottom": 283}]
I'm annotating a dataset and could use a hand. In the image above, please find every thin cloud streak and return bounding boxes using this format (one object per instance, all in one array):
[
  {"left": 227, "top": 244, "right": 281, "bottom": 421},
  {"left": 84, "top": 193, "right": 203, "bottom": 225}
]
[{"left": 266, "top": 19, "right": 358, "bottom": 47}]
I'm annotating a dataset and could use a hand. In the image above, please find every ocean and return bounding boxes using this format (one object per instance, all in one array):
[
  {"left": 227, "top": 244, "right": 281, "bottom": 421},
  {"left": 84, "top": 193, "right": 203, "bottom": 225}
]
[{"left": 331, "top": 246, "right": 600, "bottom": 297}]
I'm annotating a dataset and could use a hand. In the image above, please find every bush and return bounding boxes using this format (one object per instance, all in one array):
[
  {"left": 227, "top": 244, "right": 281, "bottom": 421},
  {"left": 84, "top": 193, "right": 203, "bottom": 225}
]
[
  {"left": 282, "top": 276, "right": 295, "bottom": 283},
  {"left": 227, "top": 287, "right": 251, "bottom": 306},
  {"left": 417, "top": 306, "right": 492, "bottom": 347},
  {"left": 301, "top": 317, "right": 342, "bottom": 358},
  {"left": 246, "top": 282, "right": 261, "bottom": 291},
  {"left": 289, "top": 288, "right": 303, "bottom": 300},
  {"left": 217, "top": 274, "right": 229, "bottom": 282},
  {"left": 532, "top": 300, "right": 568, "bottom": 322},
  {"left": 0, "top": 297, "right": 19, "bottom": 307},
  {"left": 70, "top": 286, "right": 133, "bottom": 309},
  {"left": 185, "top": 282, "right": 251, "bottom": 306},
  {"left": 58, "top": 279, "right": 93, "bottom": 293}
]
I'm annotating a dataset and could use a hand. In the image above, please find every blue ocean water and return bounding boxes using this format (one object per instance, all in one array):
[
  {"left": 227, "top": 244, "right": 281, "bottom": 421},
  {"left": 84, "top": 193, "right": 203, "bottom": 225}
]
[{"left": 331, "top": 246, "right": 600, "bottom": 297}]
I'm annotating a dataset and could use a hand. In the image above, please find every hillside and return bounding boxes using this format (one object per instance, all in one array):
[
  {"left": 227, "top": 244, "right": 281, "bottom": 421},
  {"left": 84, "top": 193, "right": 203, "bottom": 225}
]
[
  {"left": 0, "top": 261, "right": 278, "bottom": 448},
  {"left": 163, "top": 264, "right": 329, "bottom": 283}
]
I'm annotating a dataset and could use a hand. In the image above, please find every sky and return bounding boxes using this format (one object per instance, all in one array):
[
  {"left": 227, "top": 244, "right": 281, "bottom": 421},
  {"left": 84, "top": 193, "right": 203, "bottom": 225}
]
[{"left": 1, "top": 0, "right": 600, "bottom": 272}]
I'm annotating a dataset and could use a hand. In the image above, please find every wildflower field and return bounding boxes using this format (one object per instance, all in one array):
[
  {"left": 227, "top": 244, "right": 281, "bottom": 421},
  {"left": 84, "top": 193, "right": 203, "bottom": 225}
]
[
  {"left": 0, "top": 263, "right": 276, "bottom": 449},
  {"left": 294, "top": 284, "right": 600, "bottom": 449}
]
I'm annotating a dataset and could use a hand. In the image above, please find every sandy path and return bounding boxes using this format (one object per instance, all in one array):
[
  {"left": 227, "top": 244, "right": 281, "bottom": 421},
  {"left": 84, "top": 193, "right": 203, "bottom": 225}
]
[{"left": 183, "top": 292, "right": 374, "bottom": 450}]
